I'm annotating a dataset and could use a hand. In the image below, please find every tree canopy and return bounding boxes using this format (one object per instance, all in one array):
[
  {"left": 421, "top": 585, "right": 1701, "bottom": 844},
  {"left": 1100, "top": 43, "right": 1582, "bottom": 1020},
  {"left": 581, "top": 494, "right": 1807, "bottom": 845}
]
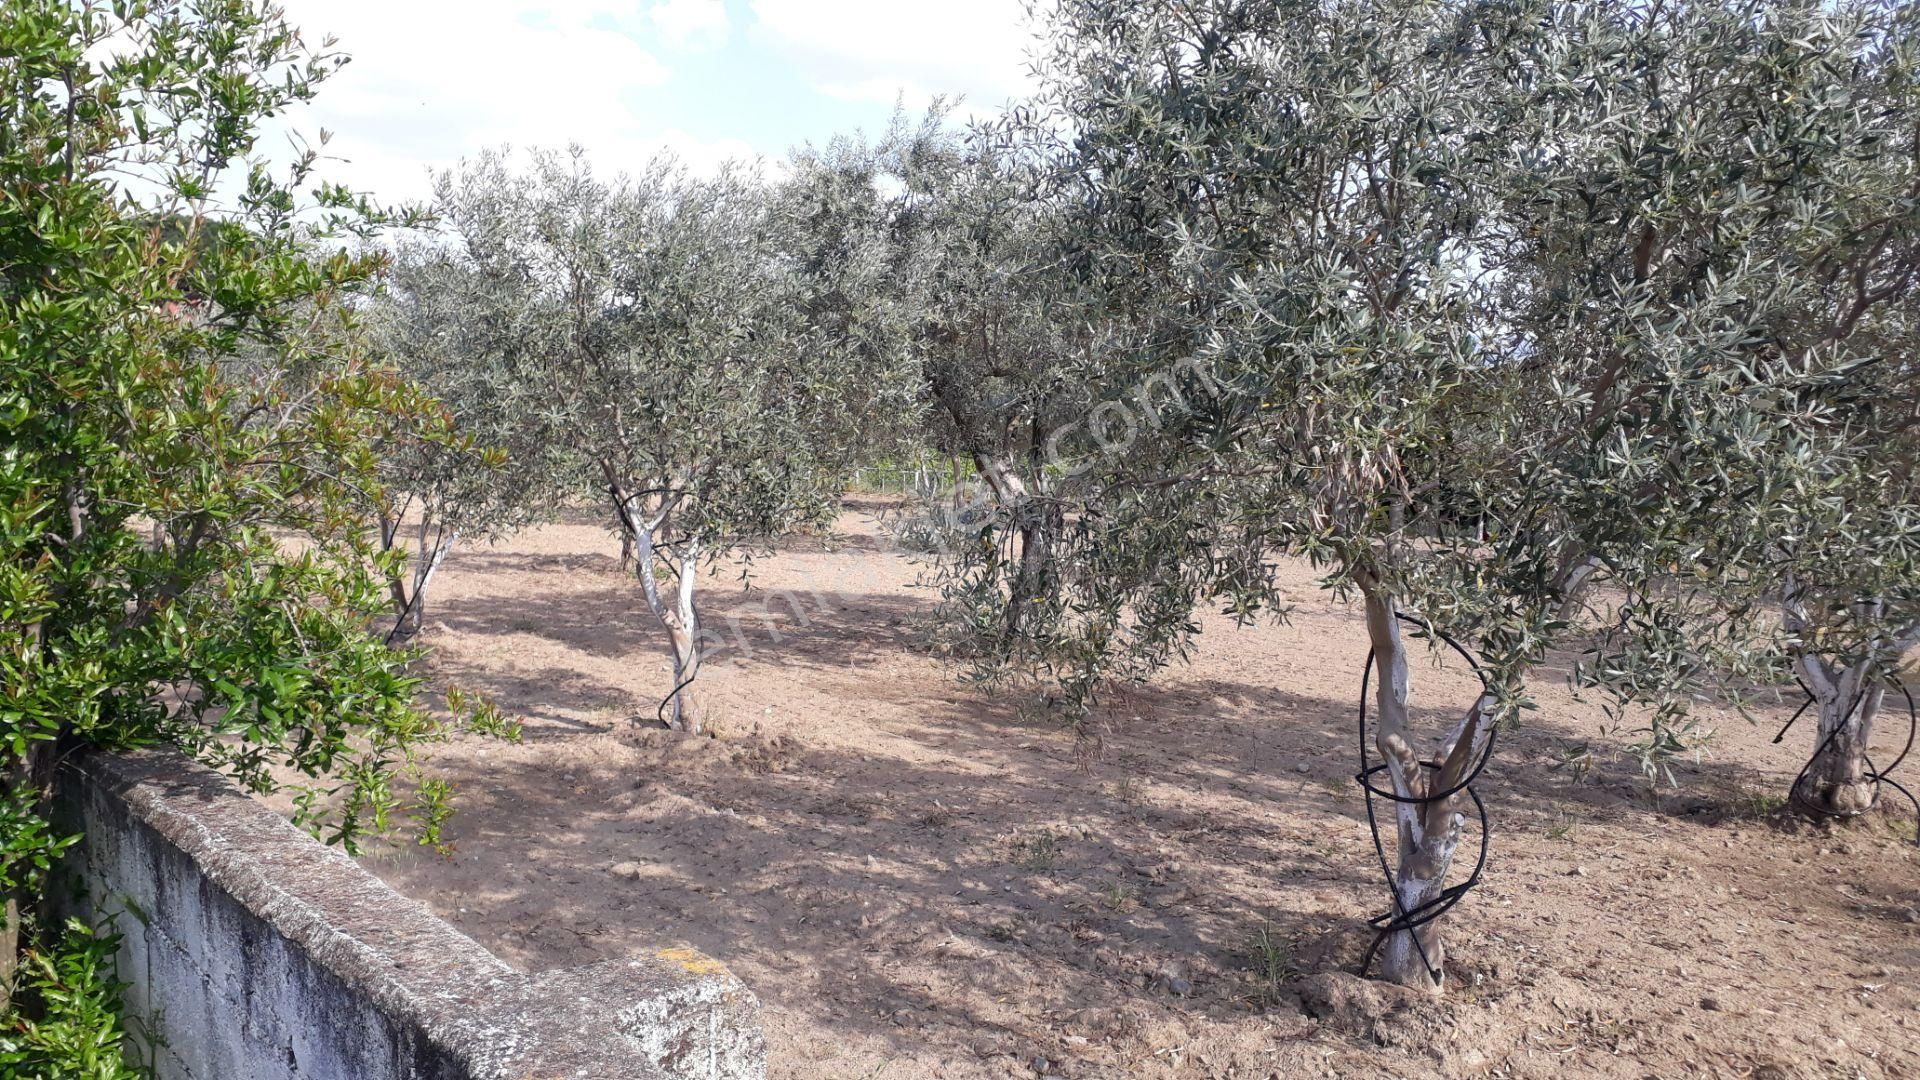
[{"left": 941, "top": 0, "right": 1920, "bottom": 988}]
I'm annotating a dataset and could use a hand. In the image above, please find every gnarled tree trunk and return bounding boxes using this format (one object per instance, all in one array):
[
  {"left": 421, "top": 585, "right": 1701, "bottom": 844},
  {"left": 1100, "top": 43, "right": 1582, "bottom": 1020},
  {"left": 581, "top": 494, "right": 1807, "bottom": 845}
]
[
  {"left": 1361, "top": 586, "right": 1494, "bottom": 992},
  {"left": 971, "top": 450, "right": 1059, "bottom": 652},
  {"left": 1002, "top": 501, "right": 1059, "bottom": 652},
  {"left": 1792, "top": 656, "right": 1884, "bottom": 819}
]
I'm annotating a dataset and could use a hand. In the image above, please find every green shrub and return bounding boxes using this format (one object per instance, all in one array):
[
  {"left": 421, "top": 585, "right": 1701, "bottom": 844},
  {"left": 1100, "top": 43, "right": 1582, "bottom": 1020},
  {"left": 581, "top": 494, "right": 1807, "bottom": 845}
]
[
  {"left": 0, "top": 920, "right": 141, "bottom": 1080},
  {"left": 1, "top": 0, "right": 472, "bottom": 1067}
]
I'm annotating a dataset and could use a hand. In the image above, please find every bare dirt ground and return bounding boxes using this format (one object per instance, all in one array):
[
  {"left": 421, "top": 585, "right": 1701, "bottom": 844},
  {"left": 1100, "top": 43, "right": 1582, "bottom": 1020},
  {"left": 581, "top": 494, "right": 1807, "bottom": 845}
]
[{"left": 353, "top": 500, "right": 1920, "bottom": 1079}]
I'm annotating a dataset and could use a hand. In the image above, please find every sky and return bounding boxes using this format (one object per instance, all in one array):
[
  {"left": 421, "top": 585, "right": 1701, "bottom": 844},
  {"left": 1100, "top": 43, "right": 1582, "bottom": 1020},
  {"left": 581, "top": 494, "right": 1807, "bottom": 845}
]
[{"left": 272, "top": 0, "right": 1047, "bottom": 205}]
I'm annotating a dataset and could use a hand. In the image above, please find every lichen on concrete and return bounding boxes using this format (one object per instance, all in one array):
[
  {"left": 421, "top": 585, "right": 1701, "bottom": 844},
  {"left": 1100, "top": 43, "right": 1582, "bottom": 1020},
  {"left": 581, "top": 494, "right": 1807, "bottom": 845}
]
[{"left": 52, "top": 749, "right": 765, "bottom": 1080}]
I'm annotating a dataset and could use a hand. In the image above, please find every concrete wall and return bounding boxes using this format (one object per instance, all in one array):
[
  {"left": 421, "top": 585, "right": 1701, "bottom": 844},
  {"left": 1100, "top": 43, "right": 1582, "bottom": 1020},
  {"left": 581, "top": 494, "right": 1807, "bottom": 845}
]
[{"left": 52, "top": 750, "right": 764, "bottom": 1080}]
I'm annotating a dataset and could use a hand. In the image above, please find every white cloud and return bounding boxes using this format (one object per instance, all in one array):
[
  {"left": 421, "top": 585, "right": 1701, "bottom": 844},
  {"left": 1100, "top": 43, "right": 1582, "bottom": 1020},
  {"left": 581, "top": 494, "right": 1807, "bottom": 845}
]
[
  {"left": 274, "top": 2, "right": 673, "bottom": 201},
  {"left": 649, "top": 0, "right": 730, "bottom": 50},
  {"left": 749, "top": 0, "right": 1041, "bottom": 110},
  {"left": 237, "top": 0, "right": 1043, "bottom": 208}
]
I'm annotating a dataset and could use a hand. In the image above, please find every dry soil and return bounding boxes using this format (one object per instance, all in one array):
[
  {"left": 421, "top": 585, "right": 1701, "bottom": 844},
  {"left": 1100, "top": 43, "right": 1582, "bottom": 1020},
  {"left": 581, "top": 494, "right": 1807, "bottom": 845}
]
[{"left": 352, "top": 501, "right": 1920, "bottom": 1079}]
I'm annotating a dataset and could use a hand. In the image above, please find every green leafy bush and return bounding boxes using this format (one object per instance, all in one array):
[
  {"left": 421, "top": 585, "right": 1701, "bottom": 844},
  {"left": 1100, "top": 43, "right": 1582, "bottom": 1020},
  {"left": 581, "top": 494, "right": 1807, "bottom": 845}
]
[
  {"left": 0, "top": 920, "right": 139, "bottom": 1080},
  {"left": 1, "top": 0, "right": 475, "bottom": 1064}
]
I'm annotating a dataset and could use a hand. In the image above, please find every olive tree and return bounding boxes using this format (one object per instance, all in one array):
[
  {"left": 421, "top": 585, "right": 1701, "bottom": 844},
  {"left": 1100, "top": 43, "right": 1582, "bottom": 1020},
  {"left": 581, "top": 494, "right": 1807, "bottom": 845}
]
[
  {"left": 372, "top": 246, "right": 573, "bottom": 645},
  {"left": 1474, "top": 0, "right": 1920, "bottom": 817},
  {"left": 427, "top": 149, "right": 912, "bottom": 732},
  {"left": 367, "top": 422, "right": 511, "bottom": 648},
  {"left": 892, "top": 131, "right": 1097, "bottom": 653},
  {"left": 791, "top": 111, "right": 1123, "bottom": 658},
  {"left": 1016, "top": 0, "right": 1557, "bottom": 991},
  {"left": 1020, "top": 0, "right": 1920, "bottom": 992},
  {"left": 771, "top": 121, "right": 934, "bottom": 494}
]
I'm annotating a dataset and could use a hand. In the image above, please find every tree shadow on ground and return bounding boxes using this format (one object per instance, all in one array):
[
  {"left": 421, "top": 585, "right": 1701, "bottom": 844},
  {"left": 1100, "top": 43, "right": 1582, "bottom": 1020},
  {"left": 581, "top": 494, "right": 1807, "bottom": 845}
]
[
  {"left": 382, "top": 550, "right": 1920, "bottom": 1077},
  {"left": 385, "top": 667, "right": 1920, "bottom": 1076},
  {"left": 392, "top": 716, "right": 1363, "bottom": 1066}
]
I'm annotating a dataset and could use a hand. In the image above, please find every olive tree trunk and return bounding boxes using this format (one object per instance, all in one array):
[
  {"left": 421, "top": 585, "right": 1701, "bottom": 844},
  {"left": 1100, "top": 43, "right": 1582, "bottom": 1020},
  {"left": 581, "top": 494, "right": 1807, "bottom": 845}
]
[
  {"left": 1003, "top": 504, "right": 1059, "bottom": 652},
  {"left": 1792, "top": 655, "right": 1885, "bottom": 818},
  {"left": 971, "top": 450, "right": 1059, "bottom": 650},
  {"left": 1361, "top": 587, "right": 1495, "bottom": 992},
  {"left": 378, "top": 511, "right": 456, "bottom": 648},
  {"left": 627, "top": 510, "right": 707, "bottom": 734}
]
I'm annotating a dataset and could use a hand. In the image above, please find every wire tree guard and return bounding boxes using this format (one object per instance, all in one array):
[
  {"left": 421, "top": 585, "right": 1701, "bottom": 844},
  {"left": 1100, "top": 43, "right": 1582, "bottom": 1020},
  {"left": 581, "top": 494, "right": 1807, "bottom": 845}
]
[
  {"left": 1773, "top": 676, "right": 1919, "bottom": 845},
  {"left": 1353, "top": 618, "right": 1920, "bottom": 987},
  {"left": 1354, "top": 612, "right": 1495, "bottom": 984}
]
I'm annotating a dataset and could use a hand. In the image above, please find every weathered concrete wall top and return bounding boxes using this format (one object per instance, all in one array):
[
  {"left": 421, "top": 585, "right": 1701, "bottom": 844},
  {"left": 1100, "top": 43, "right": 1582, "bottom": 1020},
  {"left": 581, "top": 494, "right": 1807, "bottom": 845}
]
[{"left": 53, "top": 749, "right": 764, "bottom": 1080}]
